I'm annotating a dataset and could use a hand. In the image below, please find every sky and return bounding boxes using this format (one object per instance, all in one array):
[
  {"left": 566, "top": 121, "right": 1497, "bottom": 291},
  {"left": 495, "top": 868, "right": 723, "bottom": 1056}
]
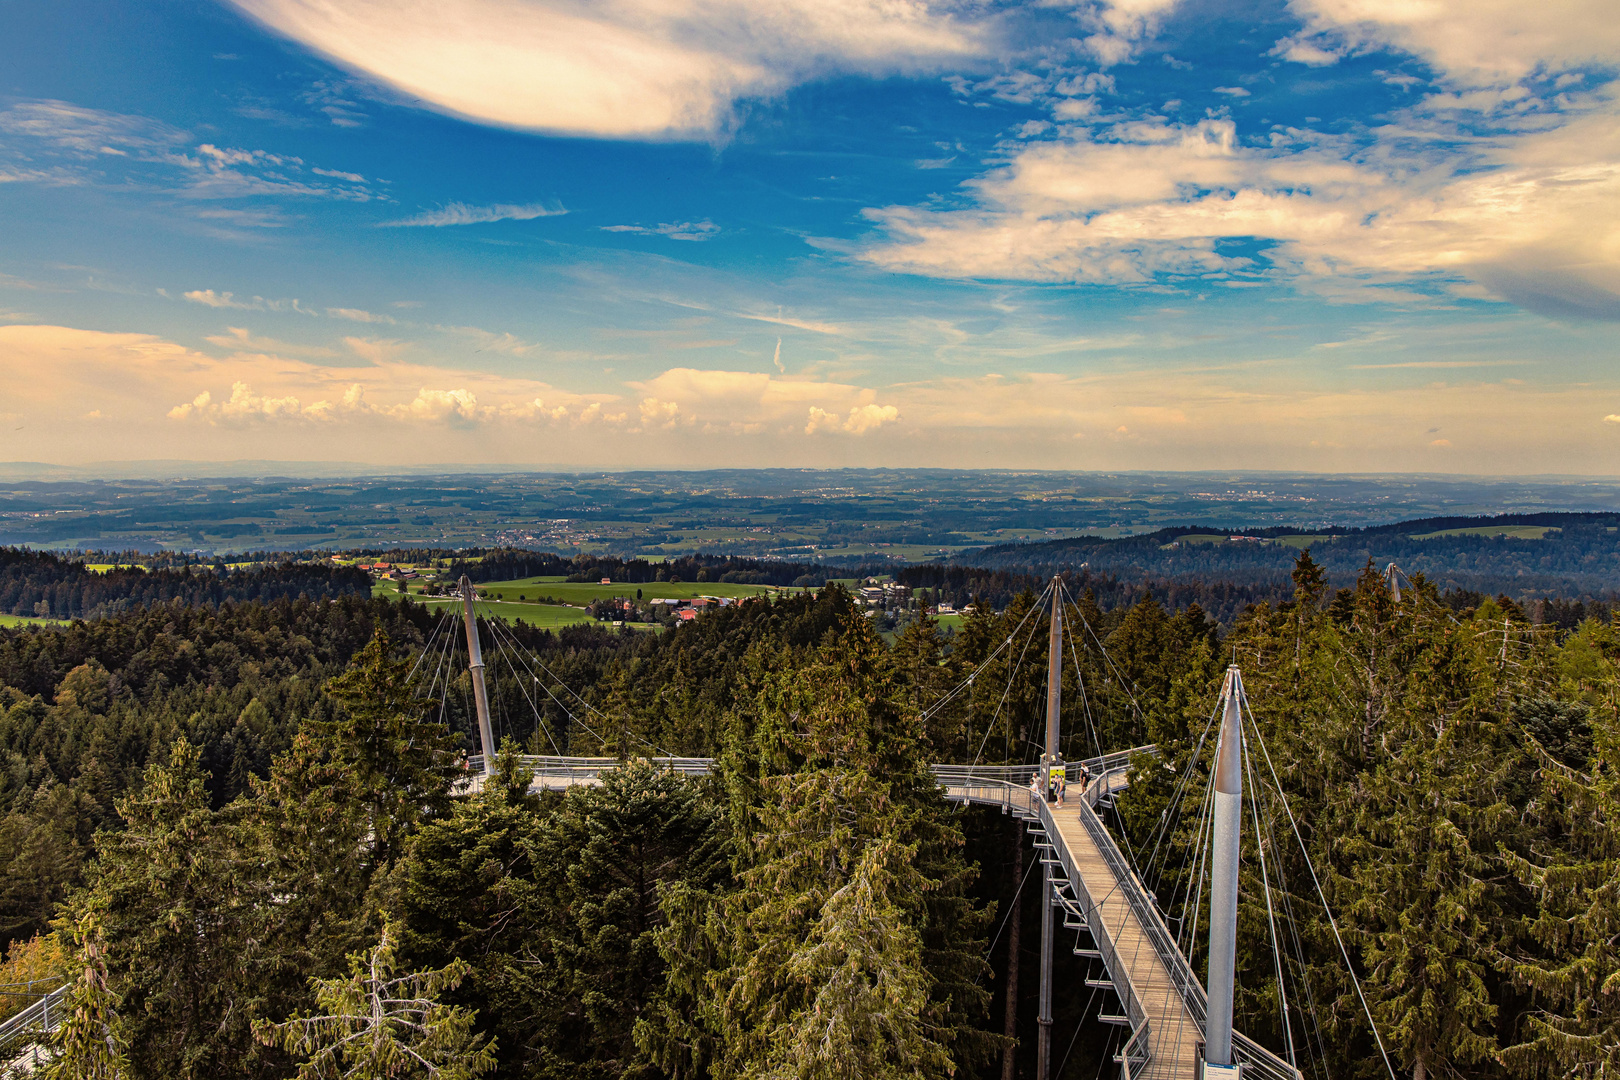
[{"left": 0, "top": 0, "right": 1616, "bottom": 474}]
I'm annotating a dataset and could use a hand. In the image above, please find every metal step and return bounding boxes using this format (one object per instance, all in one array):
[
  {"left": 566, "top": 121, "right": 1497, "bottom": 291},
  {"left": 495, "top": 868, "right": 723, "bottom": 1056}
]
[
  {"left": 1073, "top": 947, "right": 1103, "bottom": 959},
  {"left": 1085, "top": 978, "right": 1115, "bottom": 990},
  {"left": 1098, "top": 1013, "right": 1130, "bottom": 1026}
]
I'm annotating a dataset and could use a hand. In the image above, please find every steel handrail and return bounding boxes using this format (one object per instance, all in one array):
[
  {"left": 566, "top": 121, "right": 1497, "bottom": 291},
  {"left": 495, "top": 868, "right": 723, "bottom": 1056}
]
[
  {"left": 1076, "top": 770, "right": 1301, "bottom": 1080},
  {"left": 0, "top": 981, "right": 68, "bottom": 1055},
  {"left": 1038, "top": 772, "right": 1154, "bottom": 1080}
]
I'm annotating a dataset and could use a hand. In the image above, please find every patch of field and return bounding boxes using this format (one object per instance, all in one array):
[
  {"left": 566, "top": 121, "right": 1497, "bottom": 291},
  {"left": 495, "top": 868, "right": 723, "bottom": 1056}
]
[
  {"left": 1275, "top": 535, "right": 1335, "bottom": 549},
  {"left": 1170, "top": 534, "right": 1236, "bottom": 546},
  {"left": 1410, "top": 525, "right": 1560, "bottom": 541},
  {"left": 476, "top": 577, "right": 784, "bottom": 604},
  {"left": 0, "top": 613, "right": 69, "bottom": 628},
  {"left": 409, "top": 596, "right": 602, "bottom": 630}
]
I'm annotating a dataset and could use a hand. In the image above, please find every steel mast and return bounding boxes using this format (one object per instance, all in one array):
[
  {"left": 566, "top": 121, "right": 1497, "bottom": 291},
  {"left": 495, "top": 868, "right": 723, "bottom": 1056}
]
[
  {"left": 1036, "top": 577, "right": 1063, "bottom": 1080},
  {"left": 1205, "top": 666, "right": 1245, "bottom": 1074},
  {"left": 459, "top": 575, "right": 497, "bottom": 775}
]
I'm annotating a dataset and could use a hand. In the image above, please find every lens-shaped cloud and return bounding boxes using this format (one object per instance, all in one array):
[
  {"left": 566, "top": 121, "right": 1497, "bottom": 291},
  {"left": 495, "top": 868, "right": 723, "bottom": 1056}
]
[{"left": 227, "top": 0, "right": 985, "bottom": 140}]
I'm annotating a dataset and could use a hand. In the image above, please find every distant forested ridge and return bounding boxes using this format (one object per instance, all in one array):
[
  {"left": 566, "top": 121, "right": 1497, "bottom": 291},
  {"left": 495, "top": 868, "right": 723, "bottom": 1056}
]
[
  {"left": 451, "top": 549, "right": 849, "bottom": 587},
  {"left": 0, "top": 548, "right": 371, "bottom": 619},
  {"left": 952, "top": 512, "right": 1620, "bottom": 612}
]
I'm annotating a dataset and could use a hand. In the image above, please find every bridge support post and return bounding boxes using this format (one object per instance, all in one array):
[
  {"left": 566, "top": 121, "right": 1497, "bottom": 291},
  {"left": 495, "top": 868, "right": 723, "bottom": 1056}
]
[
  {"left": 1036, "top": 577, "right": 1063, "bottom": 1080},
  {"left": 460, "top": 575, "right": 497, "bottom": 775},
  {"left": 1003, "top": 820, "right": 1022, "bottom": 1080},
  {"left": 1205, "top": 666, "right": 1245, "bottom": 1069},
  {"left": 1036, "top": 857, "right": 1054, "bottom": 1080}
]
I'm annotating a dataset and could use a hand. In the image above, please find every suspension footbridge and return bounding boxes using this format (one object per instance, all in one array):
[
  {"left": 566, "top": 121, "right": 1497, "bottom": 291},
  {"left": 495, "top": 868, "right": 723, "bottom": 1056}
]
[
  {"left": 0, "top": 577, "right": 1386, "bottom": 1078},
  {"left": 446, "top": 574, "right": 1390, "bottom": 1080}
]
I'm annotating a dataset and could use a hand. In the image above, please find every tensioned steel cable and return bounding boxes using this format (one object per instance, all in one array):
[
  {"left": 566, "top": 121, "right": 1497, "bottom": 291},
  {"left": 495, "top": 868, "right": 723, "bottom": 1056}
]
[
  {"left": 1242, "top": 719, "right": 1296, "bottom": 1070},
  {"left": 484, "top": 616, "right": 610, "bottom": 750},
  {"left": 1140, "top": 696, "right": 1223, "bottom": 895},
  {"left": 919, "top": 583, "right": 1050, "bottom": 726},
  {"left": 1069, "top": 592, "right": 1148, "bottom": 725},
  {"left": 487, "top": 619, "right": 563, "bottom": 755},
  {"left": 1242, "top": 693, "right": 1399, "bottom": 1080},
  {"left": 1257, "top": 776, "right": 1333, "bottom": 1080},
  {"left": 1059, "top": 583, "right": 1105, "bottom": 761},
  {"left": 485, "top": 614, "right": 674, "bottom": 759},
  {"left": 404, "top": 610, "right": 449, "bottom": 686},
  {"left": 964, "top": 583, "right": 1054, "bottom": 770},
  {"left": 981, "top": 844, "right": 1041, "bottom": 961}
]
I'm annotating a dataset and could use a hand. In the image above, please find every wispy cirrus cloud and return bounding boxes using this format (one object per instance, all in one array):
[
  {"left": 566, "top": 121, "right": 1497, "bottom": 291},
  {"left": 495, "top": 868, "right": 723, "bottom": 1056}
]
[
  {"left": 182, "top": 289, "right": 318, "bottom": 314},
  {"left": 0, "top": 100, "right": 379, "bottom": 206},
  {"left": 601, "top": 219, "right": 719, "bottom": 241},
  {"left": 326, "top": 306, "right": 395, "bottom": 324},
  {"left": 384, "top": 200, "right": 567, "bottom": 227}
]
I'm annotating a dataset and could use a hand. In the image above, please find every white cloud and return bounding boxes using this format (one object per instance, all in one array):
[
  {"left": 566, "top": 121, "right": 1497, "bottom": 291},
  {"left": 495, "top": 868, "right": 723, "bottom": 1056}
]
[
  {"left": 312, "top": 166, "right": 366, "bottom": 182},
  {"left": 434, "top": 324, "right": 541, "bottom": 355},
  {"left": 601, "top": 220, "right": 720, "bottom": 241},
  {"left": 184, "top": 290, "right": 318, "bottom": 314},
  {"left": 639, "top": 397, "right": 683, "bottom": 430},
  {"left": 167, "top": 382, "right": 336, "bottom": 424},
  {"left": 0, "top": 100, "right": 180, "bottom": 156},
  {"left": 806, "top": 403, "right": 900, "bottom": 434},
  {"left": 326, "top": 306, "right": 395, "bottom": 323},
  {"left": 385, "top": 200, "right": 567, "bottom": 226},
  {"left": 226, "top": 0, "right": 984, "bottom": 140},
  {"left": 1072, "top": 0, "right": 1182, "bottom": 66},
  {"left": 0, "top": 100, "right": 378, "bottom": 202},
  {"left": 391, "top": 387, "right": 481, "bottom": 426},
  {"left": 184, "top": 289, "right": 261, "bottom": 309},
  {"left": 1280, "top": 0, "right": 1620, "bottom": 87},
  {"left": 343, "top": 336, "right": 408, "bottom": 364},
  {"left": 629, "top": 366, "right": 901, "bottom": 435},
  {"left": 858, "top": 107, "right": 1620, "bottom": 318}
]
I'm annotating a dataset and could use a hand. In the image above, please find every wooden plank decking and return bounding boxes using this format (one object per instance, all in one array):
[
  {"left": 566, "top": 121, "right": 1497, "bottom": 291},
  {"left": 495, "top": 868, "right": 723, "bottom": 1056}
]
[{"left": 1048, "top": 801, "right": 1201, "bottom": 1078}]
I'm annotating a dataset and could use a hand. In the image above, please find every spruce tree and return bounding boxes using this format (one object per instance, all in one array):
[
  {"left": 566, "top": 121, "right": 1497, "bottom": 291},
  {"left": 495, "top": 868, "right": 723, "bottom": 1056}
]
[
  {"left": 44, "top": 907, "right": 128, "bottom": 1080},
  {"left": 314, "top": 629, "right": 462, "bottom": 870},
  {"left": 253, "top": 919, "right": 496, "bottom": 1080},
  {"left": 695, "top": 615, "right": 992, "bottom": 1080},
  {"left": 75, "top": 739, "right": 256, "bottom": 1079}
]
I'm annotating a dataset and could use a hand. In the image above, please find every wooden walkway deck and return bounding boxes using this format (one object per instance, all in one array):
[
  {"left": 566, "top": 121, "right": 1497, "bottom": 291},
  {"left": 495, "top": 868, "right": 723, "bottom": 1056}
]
[{"left": 1049, "top": 795, "right": 1202, "bottom": 1078}]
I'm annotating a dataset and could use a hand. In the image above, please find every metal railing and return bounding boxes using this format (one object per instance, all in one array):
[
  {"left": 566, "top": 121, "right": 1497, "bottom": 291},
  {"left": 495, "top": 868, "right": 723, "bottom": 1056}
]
[
  {"left": 1075, "top": 771, "right": 1302, "bottom": 1080},
  {"left": 0, "top": 982, "right": 68, "bottom": 1057},
  {"left": 468, "top": 748, "right": 1151, "bottom": 794},
  {"left": 1118, "top": 1022, "right": 1152, "bottom": 1079},
  {"left": 464, "top": 754, "right": 715, "bottom": 784},
  {"left": 931, "top": 746, "right": 1154, "bottom": 793}
]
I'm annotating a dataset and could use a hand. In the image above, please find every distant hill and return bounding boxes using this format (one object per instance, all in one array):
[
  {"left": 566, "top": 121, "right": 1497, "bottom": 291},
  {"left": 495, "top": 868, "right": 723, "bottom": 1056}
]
[{"left": 947, "top": 512, "right": 1620, "bottom": 611}]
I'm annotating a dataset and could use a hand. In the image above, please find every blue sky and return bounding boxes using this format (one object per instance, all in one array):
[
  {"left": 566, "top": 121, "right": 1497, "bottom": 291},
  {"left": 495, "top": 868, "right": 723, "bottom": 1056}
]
[{"left": 0, "top": 0, "right": 1616, "bottom": 472}]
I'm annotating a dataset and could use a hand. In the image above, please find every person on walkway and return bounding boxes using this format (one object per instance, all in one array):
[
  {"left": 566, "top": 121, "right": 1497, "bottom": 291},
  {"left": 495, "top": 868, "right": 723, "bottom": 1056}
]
[{"left": 1054, "top": 766, "right": 1066, "bottom": 807}]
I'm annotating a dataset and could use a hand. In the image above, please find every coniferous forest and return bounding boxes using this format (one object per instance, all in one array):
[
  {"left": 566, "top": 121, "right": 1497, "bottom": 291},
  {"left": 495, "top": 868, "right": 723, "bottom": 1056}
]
[{"left": 0, "top": 552, "right": 1617, "bottom": 1079}]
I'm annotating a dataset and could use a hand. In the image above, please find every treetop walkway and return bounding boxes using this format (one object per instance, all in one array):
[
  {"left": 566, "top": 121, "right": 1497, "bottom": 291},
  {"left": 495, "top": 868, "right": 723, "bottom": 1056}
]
[{"left": 463, "top": 748, "right": 1301, "bottom": 1080}]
